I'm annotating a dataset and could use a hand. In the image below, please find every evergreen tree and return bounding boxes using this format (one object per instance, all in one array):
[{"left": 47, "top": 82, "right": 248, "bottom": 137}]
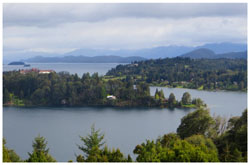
[
  {"left": 3, "top": 138, "right": 21, "bottom": 162},
  {"left": 127, "top": 154, "right": 133, "bottom": 162},
  {"left": 168, "top": 93, "right": 176, "bottom": 108},
  {"left": 77, "top": 124, "right": 105, "bottom": 158},
  {"left": 154, "top": 89, "right": 159, "bottom": 99},
  {"left": 27, "top": 135, "right": 56, "bottom": 162},
  {"left": 3, "top": 88, "right": 11, "bottom": 104},
  {"left": 181, "top": 92, "right": 191, "bottom": 105},
  {"left": 158, "top": 89, "right": 165, "bottom": 100},
  {"left": 3, "top": 139, "right": 11, "bottom": 162},
  {"left": 77, "top": 124, "right": 127, "bottom": 162}
]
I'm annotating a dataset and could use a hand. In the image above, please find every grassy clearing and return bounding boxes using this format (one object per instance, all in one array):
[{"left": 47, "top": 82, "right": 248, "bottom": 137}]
[
  {"left": 198, "top": 85, "right": 204, "bottom": 90},
  {"left": 7, "top": 93, "right": 25, "bottom": 106},
  {"left": 182, "top": 104, "right": 196, "bottom": 108}
]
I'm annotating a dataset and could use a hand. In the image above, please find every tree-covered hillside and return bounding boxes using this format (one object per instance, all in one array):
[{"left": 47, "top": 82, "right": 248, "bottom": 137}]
[
  {"left": 106, "top": 57, "right": 247, "bottom": 91},
  {"left": 3, "top": 71, "right": 204, "bottom": 108}
]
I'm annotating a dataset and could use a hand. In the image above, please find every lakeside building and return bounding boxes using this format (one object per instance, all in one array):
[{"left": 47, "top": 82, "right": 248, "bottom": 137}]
[
  {"left": 20, "top": 68, "right": 55, "bottom": 74},
  {"left": 107, "top": 95, "right": 116, "bottom": 100}
]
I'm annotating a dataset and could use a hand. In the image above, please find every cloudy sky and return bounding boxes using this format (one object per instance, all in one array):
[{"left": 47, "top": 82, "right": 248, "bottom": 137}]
[{"left": 3, "top": 3, "right": 247, "bottom": 55}]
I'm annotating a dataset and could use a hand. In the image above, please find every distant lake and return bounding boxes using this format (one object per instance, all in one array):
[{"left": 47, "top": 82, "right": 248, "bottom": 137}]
[
  {"left": 3, "top": 87, "right": 247, "bottom": 162},
  {"left": 3, "top": 63, "right": 124, "bottom": 76}
]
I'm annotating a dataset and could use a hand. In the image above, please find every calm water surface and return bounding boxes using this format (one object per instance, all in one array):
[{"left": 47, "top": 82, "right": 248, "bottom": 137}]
[
  {"left": 3, "top": 63, "right": 124, "bottom": 76},
  {"left": 3, "top": 87, "right": 247, "bottom": 162}
]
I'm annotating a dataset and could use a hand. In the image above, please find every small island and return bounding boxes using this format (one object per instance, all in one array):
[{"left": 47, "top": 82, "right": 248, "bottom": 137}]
[
  {"left": 8, "top": 61, "right": 31, "bottom": 67},
  {"left": 3, "top": 70, "right": 205, "bottom": 109},
  {"left": 8, "top": 61, "right": 25, "bottom": 65}
]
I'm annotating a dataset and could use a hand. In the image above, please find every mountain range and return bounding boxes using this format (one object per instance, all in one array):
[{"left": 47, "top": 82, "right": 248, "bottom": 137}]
[
  {"left": 24, "top": 55, "right": 146, "bottom": 63},
  {"left": 4, "top": 42, "right": 247, "bottom": 64},
  {"left": 23, "top": 48, "right": 247, "bottom": 64},
  {"left": 63, "top": 42, "right": 247, "bottom": 59},
  {"left": 180, "top": 48, "right": 247, "bottom": 59}
]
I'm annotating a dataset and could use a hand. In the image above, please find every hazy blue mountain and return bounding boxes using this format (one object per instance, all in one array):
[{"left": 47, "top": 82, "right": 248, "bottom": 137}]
[
  {"left": 63, "top": 42, "right": 247, "bottom": 59},
  {"left": 216, "top": 51, "right": 247, "bottom": 59},
  {"left": 180, "top": 48, "right": 216, "bottom": 59},
  {"left": 3, "top": 51, "right": 62, "bottom": 64},
  {"left": 24, "top": 55, "right": 146, "bottom": 63},
  {"left": 63, "top": 46, "right": 194, "bottom": 59},
  {"left": 197, "top": 42, "right": 247, "bottom": 54},
  {"left": 180, "top": 48, "right": 247, "bottom": 59},
  {"left": 4, "top": 42, "right": 247, "bottom": 63}
]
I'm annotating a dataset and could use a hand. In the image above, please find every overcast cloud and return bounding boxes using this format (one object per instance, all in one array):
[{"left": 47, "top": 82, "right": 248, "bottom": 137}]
[{"left": 3, "top": 3, "right": 247, "bottom": 55}]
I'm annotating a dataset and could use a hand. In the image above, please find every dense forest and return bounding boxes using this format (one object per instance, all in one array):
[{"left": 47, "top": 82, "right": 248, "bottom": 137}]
[
  {"left": 3, "top": 71, "right": 205, "bottom": 109},
  {"left": 106, "top": 57, "right": 247, "bottom": 91},
  {"left": 3, "top": 108, "right": 247, "bottom": 162}
]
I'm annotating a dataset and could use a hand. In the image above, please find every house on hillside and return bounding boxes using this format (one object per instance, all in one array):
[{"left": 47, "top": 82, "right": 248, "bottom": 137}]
[
  {"left": 107, "top": 95, "right": 116, "bottom": 100},
  {"left": 20, "top": 68, "right": 39, "bottom": 74},
  {"left": 39, "top": 70, "right": 55, "bottom": 74},
  {"left": 20, "top": 68, "right": 55, "bottom": 74}
]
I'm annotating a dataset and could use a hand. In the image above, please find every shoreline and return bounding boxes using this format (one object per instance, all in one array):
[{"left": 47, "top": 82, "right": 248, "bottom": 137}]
[{"left": 3, "top": 103, "right": 201, "bottom": 110}]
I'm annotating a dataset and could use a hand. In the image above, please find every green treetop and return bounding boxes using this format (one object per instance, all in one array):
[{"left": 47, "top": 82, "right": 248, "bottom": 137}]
[
  {"left": 27, "top": 135, "right": 56, "bottom": 162},
  {"left": 181, "top": 92, "right": 192, "bottom": 105},
  {"left": 177, "top": 108, "right": 215, "bottom": 139}
]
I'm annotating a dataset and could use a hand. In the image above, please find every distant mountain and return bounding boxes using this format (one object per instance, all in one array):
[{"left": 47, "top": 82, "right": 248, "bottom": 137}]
[
  {"left": 4, "top": 42, "right": 247, "bottom": 63},
  {"left": 196, "top": 42, "right": 247, "bottom": 54},
  {"left": 64, "top": 42, "right": 247, "bottom": 59},
  {"left": 180, "top": 48, "right": 247, "bottom": 59},
  {"left": 3, "top": 51, "right": 62, "bottom": 64},
  {"left": 24, "top": 55, "right": 146, "bottom": 63},
  {"left": 63, "top": 46, "right": 194, "bottom": 59},
  {"left": 216, "top": 51, "right": 247, "bottom": 59},
  {"left": 180, "top": 48, "right": 216, "bottom": 59}
]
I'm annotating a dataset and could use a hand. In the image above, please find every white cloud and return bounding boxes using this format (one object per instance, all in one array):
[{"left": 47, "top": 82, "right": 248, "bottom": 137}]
[
  {"left": 4, "top": 3, "right": 247, "bottom": 27},
  {"left": 3, "top": 3, "right": 247, "bottom": 56},
  {"left": 4, "top": 16, "right": 247, "bottom": 51}
]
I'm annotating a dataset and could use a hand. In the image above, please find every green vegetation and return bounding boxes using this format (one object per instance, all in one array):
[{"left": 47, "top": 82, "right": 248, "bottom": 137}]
[
  {"left": 3, "top": 138, "right": 22, "bottom": 162},
  {"left": 27, "top": 135, "right": 56, "bottom": 162},
  {"left": 3, "top": 109, "right": 247, "bottom": 162},
  {"left": 106, "top": 57, "right": 247, "bottom": 91},
  {"left": 3, "top": 71, "right": 204, "bottom": 109},
  {"left": 134, "top": 134, "right": 219, "bottom": 162},
  {"left": 177, "top": 109, "right": 216, "bottom": 139},
  {"left": 76, "top": 124, "right": 130, "bottom": 162},
  {"left": 5, "top": 93, "right": 25, "bottom": 106},
  {"left": 215, "top": 109, "right": 247, "bottom": 162}
]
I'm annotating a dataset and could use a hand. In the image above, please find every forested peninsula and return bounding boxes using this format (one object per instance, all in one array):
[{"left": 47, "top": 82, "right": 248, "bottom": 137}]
[
  {"left": 106, "top": 57, "right": 247, "bottom": 91},
  {"left": 3, "top": 71, "right": 205, "bottom": 108}
]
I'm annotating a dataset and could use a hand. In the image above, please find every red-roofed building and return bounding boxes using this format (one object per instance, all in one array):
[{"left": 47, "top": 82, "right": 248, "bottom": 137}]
[{"left": 20, "top": 68, "right": 55, "bottom": 74}]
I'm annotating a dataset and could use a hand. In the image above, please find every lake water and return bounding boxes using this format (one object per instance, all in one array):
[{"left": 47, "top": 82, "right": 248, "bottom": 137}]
[
  {"left": 3, "top": 63, "right": 124, "bottom": 76},
  {"left": 3, "top": 87, "right": 247, "bottom": 162}
]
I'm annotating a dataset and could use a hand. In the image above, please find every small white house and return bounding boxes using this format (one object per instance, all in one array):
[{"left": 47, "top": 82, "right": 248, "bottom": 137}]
[
  {"left": 39, "top": 70, "right": 54, "bottom": 74},
  {"left": 107, "top": 95, "right": 116, "bottom": 100}
]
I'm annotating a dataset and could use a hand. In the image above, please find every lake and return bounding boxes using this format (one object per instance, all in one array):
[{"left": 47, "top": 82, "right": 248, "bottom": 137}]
[
  {"left": 3, "top": 63, "right": 124, "bottom": 76},
  {"left": 3, "top": 87, "right": 247, "bottom": 162}
]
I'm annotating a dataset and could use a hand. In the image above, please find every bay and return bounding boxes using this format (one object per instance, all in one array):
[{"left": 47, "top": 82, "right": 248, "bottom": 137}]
[
  {"left": 3, "top": 63, "right": 124, "bottom": 76},
  {"left": 3, "top": 87, "right": 247, "bottom": 162}
]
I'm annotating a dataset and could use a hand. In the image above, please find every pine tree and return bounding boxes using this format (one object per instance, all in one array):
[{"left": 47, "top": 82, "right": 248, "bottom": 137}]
[
  {"left": 3, "top": 139, "right": 11, "bottom": 162},
  {"left": 77, "top": 124, "right": 105, "bottom": 157},
  {"left": 3, "top": 138, "right": 21, "bottom": 162},
  {"left": 27, "top": 135, "right": 56, "bottom": 162},
  {"left": 168, "top": 93, "right": 176, "bottom": 107}
]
